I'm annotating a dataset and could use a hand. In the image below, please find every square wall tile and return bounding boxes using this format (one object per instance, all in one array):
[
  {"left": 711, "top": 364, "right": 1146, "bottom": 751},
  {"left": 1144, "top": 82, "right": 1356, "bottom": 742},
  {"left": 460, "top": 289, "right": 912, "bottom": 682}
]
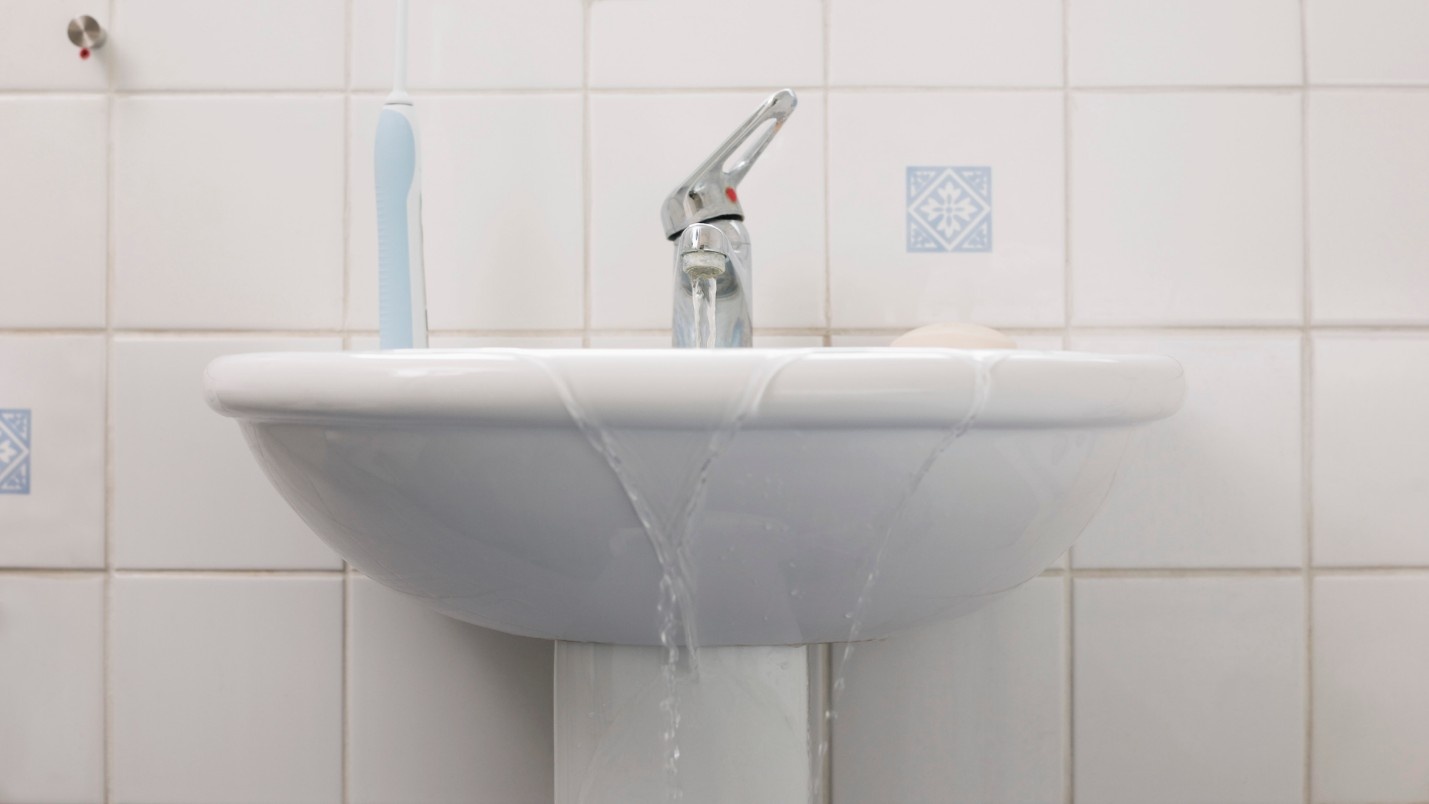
[
  {"left": 753, "top": 334, "right": 825, "bottom": 348},
  {"left": 349, "top": 94, "right": 584, "bottom": 332},
  {"left": 1008, "top": 333, "right": 1065, "bottom": 351},
  {"left": 1073, "top": 333, "right": 1304, "bottom": 569},
  {"left": 829, "top": 92, "right": 1065, "bottom": 329},
  {"left": 1074, "top": 578, "right": 1306, "bottom": 804},
  {"left": 1071, "top": 92, "right": 1303, "bottom": 326},
  {"left": 1314, "top": 576, "right": 1429, "bottom": 803},
  {"left": 349, "top": 577, "right": 553, "bottom": 803},
  {"left": 1308, "top": 0, "right": 1429, "bottom": 84},
  {"left": 112, "top": 0, "right": 344, "bottom": 89},
  {"left": 830, "top": 0, "right": 1061, "bottom": 87},
  {"left": 348, "top": 335, "right": 585, "bottom": 350},
  {"left": 0, "top": 576, "right": 104, "bottom": 804},
  {"left": 1309, "top": 91, "right": 1429, "bottom": 324},
  {"left": 352, "top": 0, "right": 582, "bottom": 89},
  {"left": 1068, "top": 0, "right": 1301, "bottom": 86},
  {"left": 111, "top": 575, "right": 343, "bottom": 804},
  {"left": 114, "top": 97, "right": 344, "bottom": 330},
  {"left": 0, "top": 98, "right": 107, "bottom": 328},
  {"left": 590, "top": 92, "right": 826, "bottom": 330},
  {"left": 0, "top": 336, "right": 105, "bottom": 568},
  {"left": 832, "top": 578, "right": 1067, "bottom": 803},
  {"left": 113, "top": 337, "right": 343, "bottom": 569},
  {"left": 829, "top": 332, "right": 1062, "bottom": 348},
  {"left": 1313, "top": 334, "right": 1429, "bottom": 566},
  {"left": 590, "top": 0, "right": 822, "bottom": 88},
  {"left": 587, "top": 333, "right": 670, "bottom": 349},
  {"left": 829, "top": 334, "right": 901, "bottom": 347},
  {"left": 0, "top": 0, "right": 108, "bottom": 90}
]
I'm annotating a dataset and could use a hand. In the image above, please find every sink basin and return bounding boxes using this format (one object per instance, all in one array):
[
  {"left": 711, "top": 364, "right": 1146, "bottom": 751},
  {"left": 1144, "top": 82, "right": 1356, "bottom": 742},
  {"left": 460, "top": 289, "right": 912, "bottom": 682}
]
[{"left": 205, "top": 348, "right": 1184, "bottom": 646}]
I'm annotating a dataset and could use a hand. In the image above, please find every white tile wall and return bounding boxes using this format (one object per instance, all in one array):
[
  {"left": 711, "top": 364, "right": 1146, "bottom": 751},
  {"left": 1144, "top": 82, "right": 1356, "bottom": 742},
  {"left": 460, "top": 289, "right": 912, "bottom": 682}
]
[
  {"left": 350, "top": 334, "right": 585, "bottom": 351},
  {"left": 829, "top": 91, "right": 1065, "bottom": 329},
  {"left": 829, "top": 0, "right": 1063, "bottom": 87},
  {"left": 1308, "top": 91, "right": 1429, "bottom": 324},
  {"left": 1073, "top": 333, "right": 1304, "bottom": 569},
  {"left": 348, "top": 577, "right": 554, "bottom": 803},
  {"left": 0, "top": 98, "right": 107, "bottom": 328},
  {"left": 1313, "top": 576, "right": 1429, "bottom": 803},
  {"left": 1070, "top": 92, "right": 1304, "bottom": 326},
  {"left": 111, "top": 575, "right": 343, "bottom": 804},
  {"left": 0, "top": 336, "right": 106, "bottom": 568},
  {"left": 111, "top": 337, "right": 343, "bottom": 569},
  {"left": 113, "top": 97, "right": 345, "bottom": 330},
  {"left": 351, "top": 0, "right": 583, "bottom": 90},
  {"left": 1068, "top": 0, "right": 1302, "bottom": 87},
  {"left": 0, "top": 0, "right": 109, "bottom": 90},
  {"left": 1307, "top": 0, "right": 1429, "bottom": 84},
  {"left": 589, "top": 0, "right": 823, "bottom": 89},
  {"left": 832, "top": 578, "right": 1067, "bottom": 803},
  {"left": 1074, "top": 578, "right": 1306, "bottom": 803},
  {"left": 111, "top": 0, "right": 347, "bottom": 90},
  {"left": 1313, "top": 334, "right": 1429, "bottom": 567},
  {"left": 0, "top": 575, "right": 105, "bottom": 804},
  {"left": 3, "top": 0, "right": 1428, "bottom": 801}
]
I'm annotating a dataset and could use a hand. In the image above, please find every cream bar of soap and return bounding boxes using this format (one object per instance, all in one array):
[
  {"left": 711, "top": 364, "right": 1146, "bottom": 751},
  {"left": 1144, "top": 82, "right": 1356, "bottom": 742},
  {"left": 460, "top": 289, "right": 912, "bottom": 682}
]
[{"left": 890, "top": 323, "right": 1017, "bottom": 349}]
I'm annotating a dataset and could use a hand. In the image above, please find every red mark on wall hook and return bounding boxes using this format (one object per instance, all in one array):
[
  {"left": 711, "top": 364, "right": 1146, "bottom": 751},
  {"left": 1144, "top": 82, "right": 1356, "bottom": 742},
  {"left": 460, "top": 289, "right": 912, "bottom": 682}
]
[{"left": 79, "top": 48, "right": 91, "bottom": 60}]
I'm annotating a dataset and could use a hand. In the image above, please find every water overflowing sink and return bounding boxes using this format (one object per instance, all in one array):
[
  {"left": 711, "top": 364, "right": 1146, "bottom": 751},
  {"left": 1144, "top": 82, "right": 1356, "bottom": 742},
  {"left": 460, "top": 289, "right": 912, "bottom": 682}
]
[{"left": 205, "top": 346, "right": 1183, "bottom": 647}]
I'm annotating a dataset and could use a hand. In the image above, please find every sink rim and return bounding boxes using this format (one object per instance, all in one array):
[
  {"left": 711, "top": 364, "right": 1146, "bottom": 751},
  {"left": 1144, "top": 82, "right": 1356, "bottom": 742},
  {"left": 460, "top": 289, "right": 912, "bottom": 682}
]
[{"left": 204, "top": 347, "right": 1185, "bottom": 431}]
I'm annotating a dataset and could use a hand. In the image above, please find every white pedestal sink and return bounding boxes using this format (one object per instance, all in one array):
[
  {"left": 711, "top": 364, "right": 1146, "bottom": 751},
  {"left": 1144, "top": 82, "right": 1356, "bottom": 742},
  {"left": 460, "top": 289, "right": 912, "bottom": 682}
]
[{"left": 206, "top": 346, "right": 1184, "bottom": 802}]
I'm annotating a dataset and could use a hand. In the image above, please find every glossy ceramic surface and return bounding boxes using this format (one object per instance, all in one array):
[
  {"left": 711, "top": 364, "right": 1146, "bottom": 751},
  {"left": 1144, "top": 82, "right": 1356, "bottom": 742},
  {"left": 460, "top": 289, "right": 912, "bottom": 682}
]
[{"left": 206, "top": 348, "right": 1184, "bottom": 645}]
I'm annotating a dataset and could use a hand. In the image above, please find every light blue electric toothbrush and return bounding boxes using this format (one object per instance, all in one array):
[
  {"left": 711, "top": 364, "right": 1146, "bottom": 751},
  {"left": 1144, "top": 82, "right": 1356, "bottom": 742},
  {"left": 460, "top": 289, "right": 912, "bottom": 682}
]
[{"left": 375, "top": 0, "right": 428, "bottom": 349}]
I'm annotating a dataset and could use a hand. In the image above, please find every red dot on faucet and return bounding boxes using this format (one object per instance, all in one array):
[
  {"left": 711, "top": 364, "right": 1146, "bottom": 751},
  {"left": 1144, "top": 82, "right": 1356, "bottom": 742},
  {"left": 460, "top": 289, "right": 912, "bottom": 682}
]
[
  {"left": 79, "top": 48, "right": 91, "bottom": 60},
  {"left": 725, "top": 187, "right": 738, "bottom": 203}
]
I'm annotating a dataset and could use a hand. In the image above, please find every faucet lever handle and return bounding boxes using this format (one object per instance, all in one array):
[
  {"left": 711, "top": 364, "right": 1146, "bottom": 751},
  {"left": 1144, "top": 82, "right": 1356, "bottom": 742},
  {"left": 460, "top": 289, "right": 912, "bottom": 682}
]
[
  {"left": 661, "top": 89, "right": 798, "bottom": 239},
  {"left": 715, "top": 88, "right": 798, "bottom": 187}
]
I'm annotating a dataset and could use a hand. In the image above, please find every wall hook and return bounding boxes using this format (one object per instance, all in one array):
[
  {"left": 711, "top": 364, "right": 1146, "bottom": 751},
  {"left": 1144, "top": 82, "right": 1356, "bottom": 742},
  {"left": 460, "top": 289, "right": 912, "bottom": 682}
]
[{"left": 66, "top": 16, "right": 107, "bottom": 55}]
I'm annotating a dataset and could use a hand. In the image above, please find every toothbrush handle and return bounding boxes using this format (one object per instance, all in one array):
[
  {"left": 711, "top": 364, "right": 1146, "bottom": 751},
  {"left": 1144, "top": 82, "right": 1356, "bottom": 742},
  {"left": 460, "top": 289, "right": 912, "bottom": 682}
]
[{"left": 375, "top": 104, "right": 428, "bottom": 349}]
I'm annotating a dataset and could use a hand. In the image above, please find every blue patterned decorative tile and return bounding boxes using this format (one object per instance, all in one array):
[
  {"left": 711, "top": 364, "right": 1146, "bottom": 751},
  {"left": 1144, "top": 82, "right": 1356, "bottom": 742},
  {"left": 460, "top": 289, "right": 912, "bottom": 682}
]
[
  {"left": 907, "top": 166, "right": 992, "bottom": 253},
  {"left": 0, "top": 409, "right": 31, "bottom": 495}
]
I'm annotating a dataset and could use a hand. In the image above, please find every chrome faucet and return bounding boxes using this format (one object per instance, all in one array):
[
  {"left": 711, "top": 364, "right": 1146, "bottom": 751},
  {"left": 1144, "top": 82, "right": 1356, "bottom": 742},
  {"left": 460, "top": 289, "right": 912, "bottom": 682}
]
[{"left": 662, "top": 89, "right": 798, "bottom": 348}]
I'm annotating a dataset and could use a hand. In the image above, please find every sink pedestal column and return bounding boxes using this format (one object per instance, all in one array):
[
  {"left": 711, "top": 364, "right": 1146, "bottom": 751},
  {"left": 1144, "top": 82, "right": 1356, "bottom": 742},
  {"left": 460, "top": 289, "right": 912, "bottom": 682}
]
[{"left": 554, "top": 643, "right": 828, "bottom": 804}]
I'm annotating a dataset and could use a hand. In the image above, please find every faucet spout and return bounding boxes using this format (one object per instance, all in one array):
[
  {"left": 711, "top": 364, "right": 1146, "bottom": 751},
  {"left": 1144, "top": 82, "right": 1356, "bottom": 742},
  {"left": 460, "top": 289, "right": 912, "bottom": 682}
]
[
  {"left": 676, "top": 223, "right": 729, "bottom": 280},
  {"left": 672, "top": 221, "right": 750, "bottom": 349}
]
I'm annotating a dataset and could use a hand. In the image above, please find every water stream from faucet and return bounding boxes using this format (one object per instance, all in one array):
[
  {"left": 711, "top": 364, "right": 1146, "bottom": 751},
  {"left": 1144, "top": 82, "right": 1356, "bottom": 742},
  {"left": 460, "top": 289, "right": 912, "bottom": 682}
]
[{"left": 690, "top": 277, "right": 718, "bottom": 350}]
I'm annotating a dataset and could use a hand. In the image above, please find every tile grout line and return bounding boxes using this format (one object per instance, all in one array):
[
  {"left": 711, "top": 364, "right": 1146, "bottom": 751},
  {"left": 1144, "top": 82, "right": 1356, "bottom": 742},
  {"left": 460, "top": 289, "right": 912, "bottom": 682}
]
[
  {"left": 1299, "top": 1, "right": 1316, "bottom": 800},
  {"left": 8, "top": 83, "right": 1429, "bottom": 99},
  {"left": 340, "top": 0, "right": 354, "bottom": 800},
  {"left": 1061, "top": 0, "right": 1076, "bottom": 800},
  {"left": 577, "top": 3, "right": 594, "bottom": 351},
  {"left": 102, "top": 0, "right": 117, "bottom": 797},
  {"left": 580, "top": 0, "right": 593, "bottom": 348},
  {"left": 8, "top": 323, "right": 1429, "bottom": 339},
  {"left": 821, "top": 0, "right": 834, "bottom": 349}
]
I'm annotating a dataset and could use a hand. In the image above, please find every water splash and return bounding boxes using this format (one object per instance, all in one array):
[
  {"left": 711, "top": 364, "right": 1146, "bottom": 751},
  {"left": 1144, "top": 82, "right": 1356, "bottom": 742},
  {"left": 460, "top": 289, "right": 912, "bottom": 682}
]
[{"left": 810, "top": 351, "right": 1006, "bottom": 804}]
